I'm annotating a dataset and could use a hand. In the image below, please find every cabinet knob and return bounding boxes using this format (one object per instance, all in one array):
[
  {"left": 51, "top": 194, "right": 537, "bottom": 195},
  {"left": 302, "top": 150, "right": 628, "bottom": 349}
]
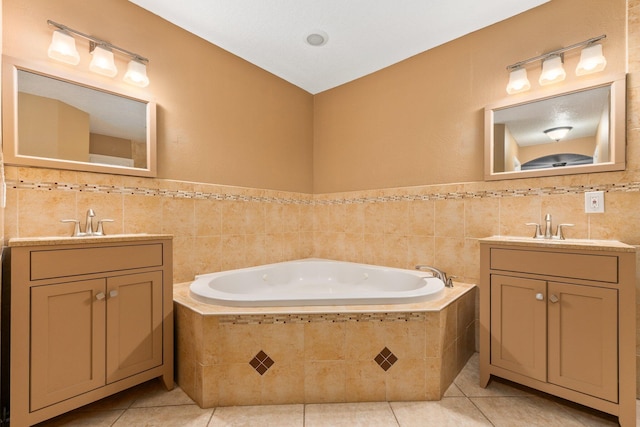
[
  {"left": 109, "top": 290, "right": 118, "bottom": 298},
  {"left": 549, "top": 294, "right": 559, "bottom": 303},
  {"left": 96, "top": 292, "right": 105, "bottom": 300},
  {"left": 535, "top": 293, "right": 544, "bottom": 301}
]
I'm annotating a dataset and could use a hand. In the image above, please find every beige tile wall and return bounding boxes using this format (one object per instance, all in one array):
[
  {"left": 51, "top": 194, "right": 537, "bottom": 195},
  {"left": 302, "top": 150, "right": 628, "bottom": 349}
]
[
  {"left": 2, "top": 165, "right": 315, "bottom": 283},
  {"left": 312, "top": 176, "right": 640, "bottom": 284},
  {"left": 173, "top": 286, "right": 477, "bottom": 407}
]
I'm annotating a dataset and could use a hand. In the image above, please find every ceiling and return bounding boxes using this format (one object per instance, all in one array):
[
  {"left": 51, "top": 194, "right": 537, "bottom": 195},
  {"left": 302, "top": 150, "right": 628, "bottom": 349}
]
[{"left": 128, "top": 0, "right": 549, "bottom": 94}]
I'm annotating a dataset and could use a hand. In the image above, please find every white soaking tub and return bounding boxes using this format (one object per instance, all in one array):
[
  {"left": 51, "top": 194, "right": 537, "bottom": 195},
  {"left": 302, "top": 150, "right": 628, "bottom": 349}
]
[{"left": 189, "top": 258, "right": 445, "bottom": 306}]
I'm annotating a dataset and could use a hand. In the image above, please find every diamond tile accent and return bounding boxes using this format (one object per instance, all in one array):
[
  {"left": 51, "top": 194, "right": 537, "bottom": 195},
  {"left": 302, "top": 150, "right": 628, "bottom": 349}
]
[
  {"left": 374, "top": 347, "right": 398, "bottom": 371},
  {"left": 250, "top": 350, "right": 274, "bottom": 375}
]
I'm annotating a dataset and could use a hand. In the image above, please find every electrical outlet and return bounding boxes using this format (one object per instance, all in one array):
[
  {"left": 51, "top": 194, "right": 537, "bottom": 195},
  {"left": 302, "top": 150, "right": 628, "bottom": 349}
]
[{"left": 585, "top": 191, "right": 604, "bottom": 213}]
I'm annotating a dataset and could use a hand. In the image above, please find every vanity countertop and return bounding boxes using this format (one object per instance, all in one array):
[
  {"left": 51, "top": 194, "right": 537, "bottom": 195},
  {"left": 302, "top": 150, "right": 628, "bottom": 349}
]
[
  {"left": 8, "top": 233, "right": 173, "bottom": 247},
  {"left": 479, "top": 236, "right": 636, "bottom": 253}
]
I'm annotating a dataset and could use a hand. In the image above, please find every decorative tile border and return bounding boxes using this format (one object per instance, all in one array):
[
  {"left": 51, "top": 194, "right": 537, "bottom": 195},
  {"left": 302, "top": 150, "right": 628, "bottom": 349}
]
[
  {"left": 8, "top": 178, "right": 640, "bottom": 206},
  {"left": 6, "top": 179, "right": 313, "bottom": 205},
  {"left": 218, "top": 311, "right": 427, "bottom": 325}
]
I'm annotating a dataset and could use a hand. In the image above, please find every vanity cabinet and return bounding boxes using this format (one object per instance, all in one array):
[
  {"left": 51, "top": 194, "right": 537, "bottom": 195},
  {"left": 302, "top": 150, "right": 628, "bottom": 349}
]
[
  {"left": 8, "top": 235, "right": 173, "bottom": 426},
  {"left": 480, "top": 238, "right": 636, "bottom": 426}
]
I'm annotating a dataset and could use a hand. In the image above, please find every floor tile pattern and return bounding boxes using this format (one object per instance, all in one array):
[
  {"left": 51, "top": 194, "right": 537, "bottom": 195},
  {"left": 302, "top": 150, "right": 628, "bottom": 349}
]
[{"left": 34, "top": 354, "right": 636, "bottom": 426}]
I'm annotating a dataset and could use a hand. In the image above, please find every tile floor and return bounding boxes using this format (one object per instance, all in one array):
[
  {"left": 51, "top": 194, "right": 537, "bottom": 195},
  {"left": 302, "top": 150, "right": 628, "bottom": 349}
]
[{"left": 35, "top": 354, "right": 638, "bottom": 426}]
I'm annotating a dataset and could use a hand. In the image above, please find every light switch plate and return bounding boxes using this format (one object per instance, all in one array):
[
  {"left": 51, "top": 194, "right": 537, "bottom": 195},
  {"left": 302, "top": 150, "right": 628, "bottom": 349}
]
[{"left": 585, "top": 191, "right": 605, "bottom": 213}]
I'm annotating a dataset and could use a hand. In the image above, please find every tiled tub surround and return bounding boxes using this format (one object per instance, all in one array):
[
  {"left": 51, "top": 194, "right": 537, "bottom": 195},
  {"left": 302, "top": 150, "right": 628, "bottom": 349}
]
[{"left": 173, "top": 282, "right": 476, "bottom": 407}]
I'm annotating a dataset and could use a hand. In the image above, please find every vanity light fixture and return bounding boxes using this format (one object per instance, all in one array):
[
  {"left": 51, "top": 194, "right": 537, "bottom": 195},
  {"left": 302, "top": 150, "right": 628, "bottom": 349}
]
[
  {"left": 89, "top": 44, "right": 118, "bottom": 77},
  {"left": 123, "top": 58, "right": 150, "bottom": 87},
  {"left": 506, "top": 67, "right": 531, "bottom": 94},
  {"left": 544, "top": 126, "right": 573, "bottom": 142},
  {"left": 505, "top": 35, "right": 606, "bottom": 94},
  {"left": 538, "top": 55, "right": 566, "bottom": 86},
  {"left": 47, "top": 29, "right": 80, "bottom": 65},
  {"left": 46, "top": 20, "right": 150, "bottom": 87},
  {"left": 576, "top": 43, "right": 607, "bottom": 76}
]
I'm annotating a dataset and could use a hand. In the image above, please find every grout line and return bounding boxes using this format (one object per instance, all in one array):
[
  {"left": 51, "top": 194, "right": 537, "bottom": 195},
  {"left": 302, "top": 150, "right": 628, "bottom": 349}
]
[
  {"left": 207, "top": 407, "right": 217, "bottom": 425},
  {"left": 302, "top": 403, "right": 306, "bottom": 427},
  {"left": 466, "top": 396, "right": 497, "bottom": 427},
  {"left": 387, "top": 401, "right": 401, "bottom": 427}
]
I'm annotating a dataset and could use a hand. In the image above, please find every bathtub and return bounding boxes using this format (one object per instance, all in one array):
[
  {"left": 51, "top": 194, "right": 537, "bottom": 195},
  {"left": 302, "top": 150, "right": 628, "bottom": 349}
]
[{"left": 189, "top": 258, "right": 445, "bottom": 306}]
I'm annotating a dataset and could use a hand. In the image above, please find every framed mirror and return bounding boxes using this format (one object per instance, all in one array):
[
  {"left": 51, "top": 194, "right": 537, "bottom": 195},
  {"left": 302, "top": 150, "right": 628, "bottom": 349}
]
[
  {"left": 484, "top": 74, "right": 626, "bottom": 181},
  {"left": 2, "top": 56, "right": 156, "bottom": 177}
]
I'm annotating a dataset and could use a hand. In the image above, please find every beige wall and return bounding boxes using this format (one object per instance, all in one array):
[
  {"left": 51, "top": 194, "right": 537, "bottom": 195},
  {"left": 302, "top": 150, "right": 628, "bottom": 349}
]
[
  {"left": 2, "top": 0, "right": 314, "bottom": 193},
  {"left": 313, "top": 0, "right": 627, "bottom": 193},
  {"left": 504, "top": 126, "right": 519, "bottom": 172},
  {"left": 89, "top": 133, "right": 133, "bottom": 159},
  {"left": 595, "top": 103, "right": 610, "bottom": 163},
  {"left": 19, "top": 92, "right": 89, "bottom": 161}
]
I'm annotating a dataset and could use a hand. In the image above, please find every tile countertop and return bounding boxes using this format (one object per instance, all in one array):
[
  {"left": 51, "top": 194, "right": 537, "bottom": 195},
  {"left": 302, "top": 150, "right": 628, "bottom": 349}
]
[
  {"left": 479, "top": 236, "right": 636, "bottom": 253},
  {"left": 8, "top": 233, "right": 173, "bottom": 247}
]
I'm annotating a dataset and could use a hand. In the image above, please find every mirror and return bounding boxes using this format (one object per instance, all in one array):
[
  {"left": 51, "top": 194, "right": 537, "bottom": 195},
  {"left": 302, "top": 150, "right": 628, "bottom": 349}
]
[
  {"left": 2, "top": 56, "right": 156, "bottom": 177},
  {"left": 484, "top": 74, "right": 626, "bottom": 180}
]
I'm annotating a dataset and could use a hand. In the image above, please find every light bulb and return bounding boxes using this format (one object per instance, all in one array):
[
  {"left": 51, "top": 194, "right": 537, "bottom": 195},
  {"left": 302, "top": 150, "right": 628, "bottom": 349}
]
[
  {"left": 47, "top": 30, "right": 80, "bottom": 65},
  {"left": 89, "top": 45, "right": 118, "bottom": 77},
  {"left": 506, "top": 68, "right": 531, "bottom": 94},
  {"left": 576, "top": 44, "right": 607, "bottom": 76},
  {"left": 539, "top": 55, "right": 566, "bottom": 86},
  {"left": 123, "top": 59, "right": 150, "bottom": 87}
]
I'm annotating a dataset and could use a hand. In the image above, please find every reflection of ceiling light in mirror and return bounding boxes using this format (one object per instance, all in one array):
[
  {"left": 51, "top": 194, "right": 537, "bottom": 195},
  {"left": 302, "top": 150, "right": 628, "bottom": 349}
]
[
  {"left": 306, "top": 31, "right": 328, "bottom": 47},
  {"left": 544, "top": 126, "right": 573, "bottom": 141},
  {"left": 48, "top": 30, "right": 80, "bottom": 65},
  {"left": 539, "top": 55, "right": 566, "bottom": 86},
  {"left": 576, "top": 44, "right": 607, "bottom": 76},
  {"left": 123, "top": 59, "right": 150, "bottom": 87},
  {"left": 89, "top": 44, "right": 118, "bottom": 77},
  {"left": 506, "top": 68, "right": 531, "bottom": 94}
]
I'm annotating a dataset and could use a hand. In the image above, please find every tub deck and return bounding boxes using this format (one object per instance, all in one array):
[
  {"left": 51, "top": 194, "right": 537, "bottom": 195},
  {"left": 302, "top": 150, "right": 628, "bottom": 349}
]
[
  {"left": 173, "top": 281, "right": 477, "bottom": 408},
  {"left": 174, "top": 280, "right": 474, "bottom": 315}
]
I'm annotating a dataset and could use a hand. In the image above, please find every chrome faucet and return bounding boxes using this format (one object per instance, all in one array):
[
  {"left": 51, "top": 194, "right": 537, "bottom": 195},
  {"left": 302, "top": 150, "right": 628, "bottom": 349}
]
[
  {"left": 415, "top": 265, "right": 455, "bottom": 287},
  {"left": 544, "top": 213, "right": 553, "bottom": 239},
  {"left": 85, "top": 209, "right": 96, "bottom": 235},
  {"left": 61, "top": 209, "right": 114, "bottom": 236},
  {"left": 526, "top": 213, "right": 574, "bottom": 240}
]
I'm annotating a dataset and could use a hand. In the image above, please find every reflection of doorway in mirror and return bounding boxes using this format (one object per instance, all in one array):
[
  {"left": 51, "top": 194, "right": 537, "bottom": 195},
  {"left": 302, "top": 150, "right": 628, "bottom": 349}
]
[
  {"left": 18, "top": 92, "right": 90, "bottom": 162},
  {"left": 492, "top": 84, "right": 612, "bottom": 173}
]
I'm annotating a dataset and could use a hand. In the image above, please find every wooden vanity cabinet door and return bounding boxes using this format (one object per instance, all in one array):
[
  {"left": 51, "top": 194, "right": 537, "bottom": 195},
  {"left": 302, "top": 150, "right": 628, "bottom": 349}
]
[
  {"left": 30, "top": 279, "right": 106, "bottom": 411},
  {"left": 547, "top": 281, "right": 618, "bottom": 402},
  {"left": 490, "top": 274, "right": 547, "bottom": 382},
  {"left": 106, "top": 271, "right": 163, "bottom": 384}
]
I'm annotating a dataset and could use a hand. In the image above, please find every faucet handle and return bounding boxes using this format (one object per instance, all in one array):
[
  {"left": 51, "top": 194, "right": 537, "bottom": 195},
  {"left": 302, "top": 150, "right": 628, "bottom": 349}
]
[
  {"left": 446, "top": 275, "right": 457, "bottom": 288},
  {"left": 95, "top": 219, "right": 114, "bottom": 236},
  {"left": 61, "top": 219, "right": 83, "bottom": 237},
  {"left": 553, "top": 223, "right": 574, "bottom": 240},
  {"left": 525, "top": 223, "right": 543, "bottom": 239}
]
